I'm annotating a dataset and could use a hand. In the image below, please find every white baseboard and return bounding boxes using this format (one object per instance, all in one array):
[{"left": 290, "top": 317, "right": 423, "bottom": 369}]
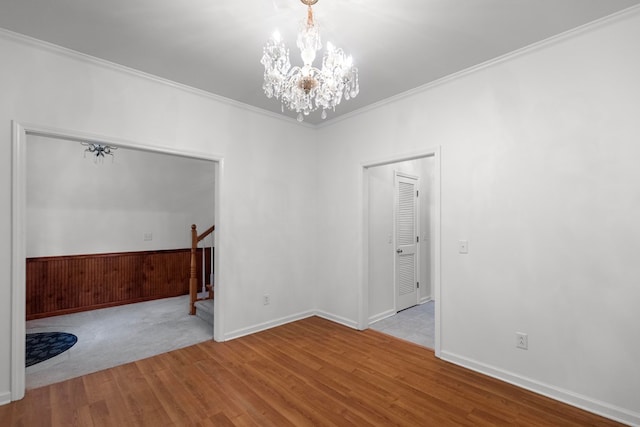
[
  {"left": 369, "top": 300, "right": 432, "bottom": 325},
  {"left": 0, "top": 390, "right": 11, "bottom": 406},
  {"left": 368, "top": 309, "right": 396, "bottom": 325},
  {"left": 314, "top": 310, "right": 359, "bottom": 329},
  {"left": 224, "top": 310, "right": 315, "bottom": 341},
  {"left": 441, "top": 351, "right": 640, "bottom": 426},
  {"left": 224, "top": 310, "right": 359, "bottom": 341},
  {"left": 419, "top": 296, "right": 432, "bottom": 304}
]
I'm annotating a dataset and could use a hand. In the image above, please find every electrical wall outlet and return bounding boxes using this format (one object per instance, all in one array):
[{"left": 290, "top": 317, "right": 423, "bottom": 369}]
[
  {"left": 263, "top": 294, "right": 270, "bottom": 305},
  {"left": 516, "top": 332, "right": 528, "bottom": 350},
  {"left": 143, "top": 232, "right": 153, "bottom": 241}
]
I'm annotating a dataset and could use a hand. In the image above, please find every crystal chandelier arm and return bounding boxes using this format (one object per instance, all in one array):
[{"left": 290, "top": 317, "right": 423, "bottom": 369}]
[
  {"left": 315, "top": 44, "right": 359, "bottom": 111},
  {"left": 261, "top": 34, "right": 292, "bottom": 99}
]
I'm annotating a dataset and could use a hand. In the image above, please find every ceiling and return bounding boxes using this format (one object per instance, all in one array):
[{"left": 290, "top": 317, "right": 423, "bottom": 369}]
[{"left": 1, "top": 0, "right": 639, "bottom": 125}]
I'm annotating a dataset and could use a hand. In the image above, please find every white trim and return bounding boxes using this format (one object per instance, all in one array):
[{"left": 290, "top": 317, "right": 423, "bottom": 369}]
[
  {"left": 223, "top": 310, "right": 360, "bottom": 342},
  {"left": 0, "top": 28, "right": 313, "bottom": 130},
  {"left": 4, "top": 4, "right": 640, "bottom": 133},
  {"left": 224, "top": 310, "right": 315, "bottom": 341},
  {"left": 362, "top": 150, "right": 440, "bottom": 169},
  {"left": 369, "top": 300, "right": 433, "bottom": 325},
  {"left": 11, "top": 122, "right": 26, "bottom": 401},
  {"left": 0, "top": 391, "right": 11, "bottom": 406},
  {"left": 361, "top": 147, "right": 442, "bottom": 358},
  {"left": 359, "top": 166, "right": 369, "bottom": 331},
  {"left": 212, "top": 160, "right": 224, "bottom": 343},
  {"left": 223, "top": 310, "right": 359, "bottom": 342},
  {"left": 391, "top": 171, "right": 397, "bottom": 313},
  {"left": 10, "top": 122, "right": 225, "bottom": 402},
  {"left": 368, "top": 309, "right": 396, "bottom": 325},
  {"left": 441, "top": 351, "right": 640, "bottom": 426},
  {"left": 418, "top": 296, "right": 432, "bottom": 305},
  {"left": 21, "top": 123, "right": 224, "bottom": 161},
  {"left": 394, "top": 171, "right": 419, "bottom": 180},
  {"left": 315, "top": 310, "right": 359, "bottom": 330},
  {"left": 4, "top": 4, "right": 638, "bottom": 133},
  {"left": 318, "top": 4, "right": 640, "bottom": 129},
  {"left": 432, "top": 149, "right": 442, "bottom": 358}
]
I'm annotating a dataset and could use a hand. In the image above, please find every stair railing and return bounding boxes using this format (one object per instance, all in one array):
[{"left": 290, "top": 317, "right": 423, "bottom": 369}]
[{"left": 190, "top": 224, "right": 215, "bottom": 315}]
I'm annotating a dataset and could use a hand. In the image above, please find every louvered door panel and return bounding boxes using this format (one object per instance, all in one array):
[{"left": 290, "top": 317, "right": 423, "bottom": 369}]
[
  {"left": 395, "top": 173, "right": 418, "bottom": 311},
  {"left": 398, "top": 255, "right": 415, "bottom": 296},
  {"left": 397, "top": 181, "right": 415, "bottom": 246}
]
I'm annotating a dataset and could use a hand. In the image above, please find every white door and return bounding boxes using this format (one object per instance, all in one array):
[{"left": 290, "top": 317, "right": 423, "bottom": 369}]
[{"left": 395, "top": 173, "right": 419, "bottom": 312}]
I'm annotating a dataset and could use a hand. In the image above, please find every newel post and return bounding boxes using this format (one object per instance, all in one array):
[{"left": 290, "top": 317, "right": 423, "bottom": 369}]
[{"left": 189, "top": 224, "right": 198, "bottom": 315}]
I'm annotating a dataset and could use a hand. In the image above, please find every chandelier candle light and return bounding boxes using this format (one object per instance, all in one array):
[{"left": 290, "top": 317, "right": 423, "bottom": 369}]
[{"left": 261, "top": 0, "right": 359, "bottom": 122}]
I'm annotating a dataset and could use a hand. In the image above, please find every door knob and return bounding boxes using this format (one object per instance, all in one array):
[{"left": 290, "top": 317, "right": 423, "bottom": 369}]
[{"left": 396, "top": 249, "right": 403, "bottom": 254}]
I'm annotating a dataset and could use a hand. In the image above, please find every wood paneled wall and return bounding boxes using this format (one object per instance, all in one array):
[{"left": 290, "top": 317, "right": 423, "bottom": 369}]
[{"left": 26, "top": 248, "right": 212, "bottom": 320}]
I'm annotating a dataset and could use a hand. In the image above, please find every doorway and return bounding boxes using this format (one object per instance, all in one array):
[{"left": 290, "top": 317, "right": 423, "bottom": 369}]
[
  {"left": 361, "top": 148, "right": 441, "bottom": 356},
  {"left": 11, "top": 122, "right": 224, "bottom": 400}
]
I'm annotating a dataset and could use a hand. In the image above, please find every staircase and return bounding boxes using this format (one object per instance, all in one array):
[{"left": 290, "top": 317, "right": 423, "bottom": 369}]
[
  {"left": 189, "top": 224, "right": 215, "bottom": 318},
  {"left": 194, "top": 298, "right": 214, "bottom": 326}
]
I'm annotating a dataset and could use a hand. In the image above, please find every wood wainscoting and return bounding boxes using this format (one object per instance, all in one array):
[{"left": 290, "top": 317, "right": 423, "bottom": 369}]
[{"left": 26, "top": 248, "right": 212, "bottom": 320}]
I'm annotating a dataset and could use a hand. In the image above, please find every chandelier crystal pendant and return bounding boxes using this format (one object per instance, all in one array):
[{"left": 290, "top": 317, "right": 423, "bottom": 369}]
[{"left": 261, "top": 0, "right": 359, "bottom": 122}]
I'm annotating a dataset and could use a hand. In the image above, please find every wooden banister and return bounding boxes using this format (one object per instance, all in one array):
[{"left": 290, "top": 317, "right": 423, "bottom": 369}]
[
  {"left": 189, "top": 224, "right": 215, "bottom": 315},
  {"left": 198, "top": 225, "right": 215, "bottom": 242}
]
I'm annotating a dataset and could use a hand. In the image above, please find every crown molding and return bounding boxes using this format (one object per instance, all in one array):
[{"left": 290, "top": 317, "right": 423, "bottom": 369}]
[
  {"left": 317, "top": 3, "right": 640, "bottom": 129},
  {"left": 0, "top": 27, "right": 315, "bottom": 129},
  {"left": 2, "top": 2, "right": 639, "bottom": 132}
]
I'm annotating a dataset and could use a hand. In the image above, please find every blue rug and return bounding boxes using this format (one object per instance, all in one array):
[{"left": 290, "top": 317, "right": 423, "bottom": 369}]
[{"left": 26, "top": 332, "right": 78, "bottom": 367}]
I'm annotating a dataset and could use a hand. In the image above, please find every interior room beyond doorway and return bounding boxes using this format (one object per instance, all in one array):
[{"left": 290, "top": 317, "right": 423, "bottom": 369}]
[
  {"left": 22, "top": 132, "right": 217, "bottom": 388},
  {"left": 366, "top": 155, "right": 436, "bottom": 348}
]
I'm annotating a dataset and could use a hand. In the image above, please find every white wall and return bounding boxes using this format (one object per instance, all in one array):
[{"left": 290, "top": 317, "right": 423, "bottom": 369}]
[
  {"left": 368, "top": 158, "right": 433, "bottom": 322},
  {"left": 0, "top": 31, "right": 318, "bottom": 403},
  {"left": 3, "top": 8, "right": 640, "bottom": 424},
  {"left": 26, "top": 135, "right": 215, "bottom": 257},
  {"left": 316, "top": 9, "right": 640, "bottom": 424}
]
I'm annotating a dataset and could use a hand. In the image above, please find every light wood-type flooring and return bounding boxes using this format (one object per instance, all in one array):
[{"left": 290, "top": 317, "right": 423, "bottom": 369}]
[{"left": 0, "top": 316, "right": 623, "bottom": 426}]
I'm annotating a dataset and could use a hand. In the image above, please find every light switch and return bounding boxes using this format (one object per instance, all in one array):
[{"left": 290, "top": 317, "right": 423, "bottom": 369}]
[{"left": 458, "top": 240, "right": 468, "bottom": 254}]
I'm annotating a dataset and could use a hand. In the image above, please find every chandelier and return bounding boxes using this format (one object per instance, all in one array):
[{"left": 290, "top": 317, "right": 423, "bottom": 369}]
[
  {"left": 81, "top": 142, "right": 117, "bottom": 163},
  {"left": 261, "top": 0, "right": 359, "bottom": 122}
]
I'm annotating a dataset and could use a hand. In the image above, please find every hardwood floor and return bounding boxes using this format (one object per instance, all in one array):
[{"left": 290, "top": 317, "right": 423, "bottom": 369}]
[{"left": 1, "top": 316, "right": 622, "bottom": 426}]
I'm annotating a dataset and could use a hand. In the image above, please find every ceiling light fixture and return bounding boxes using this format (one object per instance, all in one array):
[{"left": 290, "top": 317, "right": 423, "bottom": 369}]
[
  {"left": 261, "top": 0, "right": 359, "bottom": 122},
  {"left": 81, "top": 142, "right": 117, "bottom": 163}
]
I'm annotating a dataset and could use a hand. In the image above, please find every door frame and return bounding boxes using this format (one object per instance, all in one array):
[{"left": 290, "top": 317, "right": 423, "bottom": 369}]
[
  {"left": 360, "top": 147, "right": 441, "bottom": 357},
  {"left": 393, "top": 171, "right": 420, "bottom": 312},
  {"left": 10, "top": 121, "right": 225, "bottom": 401}
]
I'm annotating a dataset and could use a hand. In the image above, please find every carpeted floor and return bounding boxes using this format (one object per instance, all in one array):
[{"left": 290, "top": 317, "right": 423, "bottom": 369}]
[
  {"left": 25, "top": 294, "right": 212, "bottom": 389},
  {"left": 369, "top": 300, "right": 435, "bottom": 349}
]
